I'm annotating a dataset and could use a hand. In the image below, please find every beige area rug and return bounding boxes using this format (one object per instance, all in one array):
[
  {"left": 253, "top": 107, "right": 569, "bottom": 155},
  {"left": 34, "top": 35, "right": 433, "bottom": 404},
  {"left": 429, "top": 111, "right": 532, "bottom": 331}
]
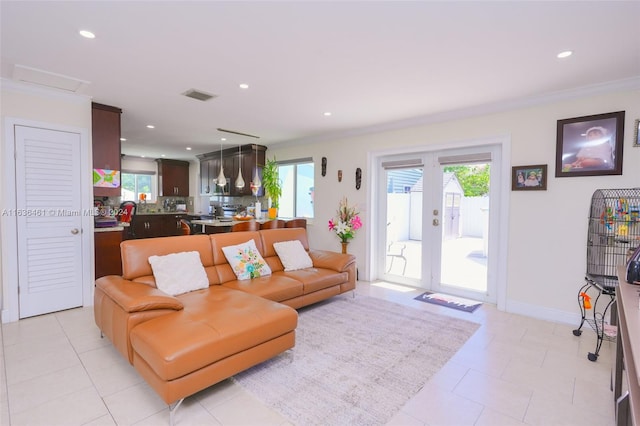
[{"left": 232, "top": 295, "right": 480, "bottom": 425}]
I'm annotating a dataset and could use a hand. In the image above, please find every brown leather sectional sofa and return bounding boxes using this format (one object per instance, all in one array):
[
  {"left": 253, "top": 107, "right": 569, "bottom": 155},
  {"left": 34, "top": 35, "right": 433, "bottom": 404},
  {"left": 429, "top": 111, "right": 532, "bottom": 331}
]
[{"left": 93, "top": 227, "right": 356, "bottom": 415}]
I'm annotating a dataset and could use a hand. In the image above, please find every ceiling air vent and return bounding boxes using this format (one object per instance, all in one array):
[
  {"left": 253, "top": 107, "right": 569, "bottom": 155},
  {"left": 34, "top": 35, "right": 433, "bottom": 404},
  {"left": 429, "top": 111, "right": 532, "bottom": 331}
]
[{"left": 182, "top": 89, "right": 216, "bottom": 101}]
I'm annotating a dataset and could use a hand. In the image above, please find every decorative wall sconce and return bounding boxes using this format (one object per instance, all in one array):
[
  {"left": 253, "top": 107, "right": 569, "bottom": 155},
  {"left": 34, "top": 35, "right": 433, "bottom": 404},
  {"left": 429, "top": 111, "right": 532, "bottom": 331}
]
[
  {"left": 322, "top": 157, "right": 327, "bottom": 177},
  {"left": 338, "top": 170, "right": 342, "bottom": 182},
  {"left": 356, "top": 168, "right": 362, "bottom": 190}
]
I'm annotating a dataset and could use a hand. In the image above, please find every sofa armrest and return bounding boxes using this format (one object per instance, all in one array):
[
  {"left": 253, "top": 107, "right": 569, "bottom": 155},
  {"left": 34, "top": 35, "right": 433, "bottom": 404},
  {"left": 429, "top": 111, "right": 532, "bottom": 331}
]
[
  {"left": 95, "top": 276, "right": 184, "bottom": 313},
  {"left": 308, "top": 250, "right": 356, "bottom": 272}
]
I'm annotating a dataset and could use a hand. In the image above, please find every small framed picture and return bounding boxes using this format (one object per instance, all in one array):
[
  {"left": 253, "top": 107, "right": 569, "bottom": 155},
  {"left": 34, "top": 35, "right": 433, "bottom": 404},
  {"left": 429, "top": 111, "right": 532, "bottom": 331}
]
[
  {"left": 512, "top": 164, "right": 547, "bottom": 191},
  {"left": 555, "top": 111, "right": 625, "bottom": 177},
  {"left": 633, "top": 119, "right": 640, "bottom": 147}
]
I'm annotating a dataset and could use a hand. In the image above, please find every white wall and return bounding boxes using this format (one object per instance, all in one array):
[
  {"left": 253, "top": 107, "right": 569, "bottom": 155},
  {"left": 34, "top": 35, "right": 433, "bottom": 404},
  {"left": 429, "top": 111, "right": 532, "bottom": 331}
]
[
  {"left": 0, "top": 80, "right": 92, "bottom": 321},
  {"left": 269, "top": 85, "right": 640, "bottom": 324},
  {"left": 2, "top": 78, "right": 639, "bottom": 325}
]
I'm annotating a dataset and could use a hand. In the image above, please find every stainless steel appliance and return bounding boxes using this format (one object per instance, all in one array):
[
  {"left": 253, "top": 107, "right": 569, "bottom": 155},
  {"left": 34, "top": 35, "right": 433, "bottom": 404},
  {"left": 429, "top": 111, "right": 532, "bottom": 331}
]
[{"left": 216, "top": 204, "right": 242, "bottom": 219}]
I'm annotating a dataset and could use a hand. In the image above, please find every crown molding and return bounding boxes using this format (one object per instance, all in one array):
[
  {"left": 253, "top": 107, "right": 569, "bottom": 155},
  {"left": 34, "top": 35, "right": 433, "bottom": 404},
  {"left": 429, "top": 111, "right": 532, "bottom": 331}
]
[{"left": 274, "top": 76, "right": 640, "bottom": 149}]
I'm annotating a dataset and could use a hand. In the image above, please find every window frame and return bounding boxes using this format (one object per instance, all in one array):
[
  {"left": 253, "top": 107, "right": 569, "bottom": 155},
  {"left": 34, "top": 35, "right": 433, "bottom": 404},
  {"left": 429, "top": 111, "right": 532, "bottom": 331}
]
[
  {"left": 276, "top": 158, "right": 314, "bottom": 219},
  {"left": 121, "top": 170, "right": 157, "bottom": 202}
]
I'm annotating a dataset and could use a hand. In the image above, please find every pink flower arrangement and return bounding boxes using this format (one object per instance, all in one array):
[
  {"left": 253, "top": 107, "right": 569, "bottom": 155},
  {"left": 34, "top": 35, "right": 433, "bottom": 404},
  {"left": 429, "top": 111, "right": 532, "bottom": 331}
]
[{"left": 328, "top": 197, "right": 362, "bottom": 243}]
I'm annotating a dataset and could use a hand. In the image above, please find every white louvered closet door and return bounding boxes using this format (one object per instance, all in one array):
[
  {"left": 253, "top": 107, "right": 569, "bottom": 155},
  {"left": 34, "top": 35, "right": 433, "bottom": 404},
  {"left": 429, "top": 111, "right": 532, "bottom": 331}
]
[{"left": 15, "top": 125, "right": 84, "bottom": 318}]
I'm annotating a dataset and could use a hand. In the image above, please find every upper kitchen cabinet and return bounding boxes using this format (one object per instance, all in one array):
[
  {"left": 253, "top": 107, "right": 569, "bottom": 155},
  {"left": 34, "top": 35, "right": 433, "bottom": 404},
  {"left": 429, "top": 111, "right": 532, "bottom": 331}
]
[
  {"left": 92, "top": 103, "right": 122, "bottom": 197},
  {"left": 199, "top": 158, "right": 214, "bottom": 195},
  {"left": 233, "top": 147, "right": 264, "bottom": 196},
  {"left": 157, "top": 159, "right": 190, "bottom": 196},
  {"left": 198, "top": 144, "right": 266, "bottom": 197}
]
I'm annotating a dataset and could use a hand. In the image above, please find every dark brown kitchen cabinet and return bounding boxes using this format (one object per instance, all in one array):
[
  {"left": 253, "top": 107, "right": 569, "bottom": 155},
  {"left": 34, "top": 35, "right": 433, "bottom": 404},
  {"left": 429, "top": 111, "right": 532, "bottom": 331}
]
[
  {"left": 223, "top": 155, "right": 235, "bottom": 192},
  {"left": 92, "top": 103, "right": 122, "bottom": 198},
  {"left": 131, "top": 215, "right": 165, "bottom": 239},
  {"left": 233, "top": 149, "right": 265, "bottom": 196},
  {"left": 157, "top": 159, "right": 189, "bottom": 196},
  {"left": 130, "top": 214, "right": 187, "bottom": 239},
  {"left": 163, "top": 214, "right": 187, "bottom": 236},
  {"left": 199, "top": 159, "right": 214, "bottom": 195},
  {"left": 197, "top": 144, "right": 265, "bottom": 196},
  {"left": 94, "top": 230, "right": 122, "bottom": 278}
]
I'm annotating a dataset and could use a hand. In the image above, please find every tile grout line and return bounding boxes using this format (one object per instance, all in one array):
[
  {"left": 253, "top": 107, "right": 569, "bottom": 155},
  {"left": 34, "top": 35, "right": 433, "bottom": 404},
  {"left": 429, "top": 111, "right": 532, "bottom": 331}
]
[{"left": 54, "top": 312, "right": 119, "bottom": 426}]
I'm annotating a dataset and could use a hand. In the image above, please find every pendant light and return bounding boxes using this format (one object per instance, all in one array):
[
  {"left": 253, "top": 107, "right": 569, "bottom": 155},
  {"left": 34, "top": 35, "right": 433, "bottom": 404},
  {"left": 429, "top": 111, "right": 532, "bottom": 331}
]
[
  {"left": 216, "top": 142, "right": 226, "bottom": 187},
  {"left": 235, "top": 144, "right": 245, "bottom": 189},
  {"left": 215, "top": 128, "right": 260, "bottom": 192},
  {"left": 251, "top": 144, "right": 261, "bottom": 192}
]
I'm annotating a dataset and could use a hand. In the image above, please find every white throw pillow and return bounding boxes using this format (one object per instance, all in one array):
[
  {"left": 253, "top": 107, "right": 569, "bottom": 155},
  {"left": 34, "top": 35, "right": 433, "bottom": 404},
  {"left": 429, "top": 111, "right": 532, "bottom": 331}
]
[
  {"left": 221, "top": 239, "right": 272, "bottom": 280},
  {"left": 273, "top": 240, "right": 313, "bottom": 271},
  {"left": 148, "top": 251, "right": 209, "bottom": 296}
]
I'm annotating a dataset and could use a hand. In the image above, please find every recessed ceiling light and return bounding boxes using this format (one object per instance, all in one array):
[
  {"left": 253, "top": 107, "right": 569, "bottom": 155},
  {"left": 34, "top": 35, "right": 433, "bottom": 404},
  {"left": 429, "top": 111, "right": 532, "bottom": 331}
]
[
  {"left": 120, "top": 138, "right": 127, "bottom": 142},
  {"left": 239, "top": 83, "right": 249, "bottom": 89},
  {"left": 79, "top": 30, "right": 95, "bottom": 39},
  {"left": 186, "top": 147, "right": 192, "bottom": 151},
  {"left": 141, "top": 155, "right": 146, "bottom": 158},
  {"left": 161, "top": 154, "right": 166, "bottom": 157},
  {"left": 146, "top": 125, "right": 155, "bottom": 129},
  {"left": 323, "top": 112, "right": 332, "bottom": 116},
  {"left": 221, "top": 137, "right": 226, "bottom": 141},
  {"left": 557, "top": 50, "right": 573, "bottom": 59}
]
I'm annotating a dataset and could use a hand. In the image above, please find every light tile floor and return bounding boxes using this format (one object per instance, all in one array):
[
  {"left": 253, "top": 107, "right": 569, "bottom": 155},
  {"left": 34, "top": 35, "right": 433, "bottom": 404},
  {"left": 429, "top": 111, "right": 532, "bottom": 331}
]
[{"left": 1, "top": 281, "right": 616, "bottom": 426}]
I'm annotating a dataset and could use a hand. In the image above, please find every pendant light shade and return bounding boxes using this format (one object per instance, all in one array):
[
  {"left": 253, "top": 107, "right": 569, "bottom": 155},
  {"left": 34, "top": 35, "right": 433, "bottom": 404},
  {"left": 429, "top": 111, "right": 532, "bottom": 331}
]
[
  {"left": 235, "top": 145, "right": 245, "bottom": 189},
  {"left": 251, "top": 144, "right": 261, "bottom": 191},
  {"left": 217, "top": 143, "right": 226, "bottom": 187}
]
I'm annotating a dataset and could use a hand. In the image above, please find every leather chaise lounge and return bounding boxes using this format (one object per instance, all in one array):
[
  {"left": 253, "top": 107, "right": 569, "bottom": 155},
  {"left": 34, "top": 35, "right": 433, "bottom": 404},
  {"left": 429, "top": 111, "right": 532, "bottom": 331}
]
[{"left": 93, "top": 227, "right": 356, "bottom": 423}]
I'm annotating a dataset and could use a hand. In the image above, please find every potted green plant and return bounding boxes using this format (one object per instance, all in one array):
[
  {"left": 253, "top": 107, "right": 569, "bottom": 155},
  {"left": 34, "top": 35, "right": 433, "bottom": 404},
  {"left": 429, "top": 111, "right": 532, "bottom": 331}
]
[{"left": 262, "top": 157, "right": 282, "bottom": 219}]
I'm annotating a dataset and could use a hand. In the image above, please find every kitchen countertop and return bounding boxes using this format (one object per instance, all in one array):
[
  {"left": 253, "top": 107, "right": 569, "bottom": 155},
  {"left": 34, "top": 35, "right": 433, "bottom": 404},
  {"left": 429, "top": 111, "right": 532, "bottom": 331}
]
[
  {"left": 191, "top": 219, "right": 240, "bottom": 227},
  {"left": 135, "top": 211, "right": 190, "bottom": 215},
  {"left": 94, "top": 222, "right": 130, "bottom": 233}
]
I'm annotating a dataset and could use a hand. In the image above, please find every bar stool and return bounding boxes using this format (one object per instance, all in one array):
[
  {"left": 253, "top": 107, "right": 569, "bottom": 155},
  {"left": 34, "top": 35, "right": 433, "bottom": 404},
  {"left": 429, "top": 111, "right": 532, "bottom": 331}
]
[
  {"left": 231, "top": 221, "right": 260, "bottom": 232},
  {"left": 285, "top": 218, "right": 307, "bottom": 229},
  {"left": 260, "top": 219, "right": 286, "bottom": 230}
]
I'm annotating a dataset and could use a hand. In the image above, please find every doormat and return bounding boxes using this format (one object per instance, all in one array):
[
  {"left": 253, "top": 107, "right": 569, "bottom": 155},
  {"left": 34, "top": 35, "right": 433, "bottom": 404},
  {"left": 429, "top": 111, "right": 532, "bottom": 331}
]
[{"left": 414, "top": 291, "right": 482, "bottom": 313}]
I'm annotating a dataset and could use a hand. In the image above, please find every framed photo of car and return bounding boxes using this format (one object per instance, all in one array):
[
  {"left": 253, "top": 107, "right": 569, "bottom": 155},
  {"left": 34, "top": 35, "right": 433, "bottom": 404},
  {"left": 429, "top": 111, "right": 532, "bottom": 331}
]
[
  {"left": 555, "top": 111, "right": 625, "bottom": 177},
  {"left": 512, "top": 164, "right": 547, "bottom": 191}
]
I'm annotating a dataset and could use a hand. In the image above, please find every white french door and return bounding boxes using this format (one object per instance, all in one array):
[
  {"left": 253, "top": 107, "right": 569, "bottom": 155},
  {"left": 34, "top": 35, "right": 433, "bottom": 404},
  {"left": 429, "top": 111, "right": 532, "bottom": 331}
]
[
  {"left": 15, "top": 125, "right": 84, "bottom": 318},
  {"left": 378, "top": 145, "right": 501, "bottom": 304},
  {"left": 430, "top": 148, "right": 496, "bottom": 303}
]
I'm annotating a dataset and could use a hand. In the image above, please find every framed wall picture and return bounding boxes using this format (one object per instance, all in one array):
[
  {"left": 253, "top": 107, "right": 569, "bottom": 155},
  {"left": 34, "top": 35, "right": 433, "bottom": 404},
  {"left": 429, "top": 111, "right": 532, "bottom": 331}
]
[
  {"left": 512, "top": 164, "right": 547, "bottom": 191},
  {"left": 555, "top": 111, "right": 625, "bottom": 177},
  {"left": 633, "top": 119, "right": 640, "bottom": 147}
]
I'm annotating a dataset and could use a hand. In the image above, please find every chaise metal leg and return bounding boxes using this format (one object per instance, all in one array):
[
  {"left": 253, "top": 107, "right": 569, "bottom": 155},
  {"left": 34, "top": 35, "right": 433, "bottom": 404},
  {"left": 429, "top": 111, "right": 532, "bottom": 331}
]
[{"left": 169, "top": 398, "right": 184, "bottom": 426}]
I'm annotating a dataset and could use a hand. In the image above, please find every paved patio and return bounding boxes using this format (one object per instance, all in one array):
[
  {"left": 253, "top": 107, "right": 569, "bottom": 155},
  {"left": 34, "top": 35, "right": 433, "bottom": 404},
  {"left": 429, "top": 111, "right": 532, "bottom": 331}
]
[{"left": 386, "top": 237, "right": 487, "bottom": 292}]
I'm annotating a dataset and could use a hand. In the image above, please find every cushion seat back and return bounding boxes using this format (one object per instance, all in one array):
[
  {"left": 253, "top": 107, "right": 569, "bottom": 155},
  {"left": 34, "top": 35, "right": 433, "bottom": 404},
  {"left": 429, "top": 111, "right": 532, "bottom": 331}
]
[
  {"left": 121, "top": 235, "right": 217, "bottom": 286},
  {"left": 119, "top": 228, "right": 313, "bottom": 288},
  {"left": 260, "top": 228, "right": 310, "bottom": 273},
  {"left": 209, "top": 231, "right": 264, "bottom": 284}
]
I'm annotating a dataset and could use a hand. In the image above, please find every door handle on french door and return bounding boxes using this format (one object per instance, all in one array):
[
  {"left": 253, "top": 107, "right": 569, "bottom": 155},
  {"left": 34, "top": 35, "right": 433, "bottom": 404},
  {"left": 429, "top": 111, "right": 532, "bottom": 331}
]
[
  {"left": 71, "top": 228, "right": 79, "bottom": 234},
  {"left": 433, "top": 219, "right": 439, "bottom": 226}
]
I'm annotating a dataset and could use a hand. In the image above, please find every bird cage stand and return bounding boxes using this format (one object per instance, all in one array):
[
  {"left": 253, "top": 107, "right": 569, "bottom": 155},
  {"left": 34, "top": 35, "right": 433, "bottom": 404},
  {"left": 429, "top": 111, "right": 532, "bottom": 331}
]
[
  {"left": 573, "top": 275, "right": 617, "bottom": 361},
  {"left": 573, "top": 188, "right": 640, "bottom": 361}
]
